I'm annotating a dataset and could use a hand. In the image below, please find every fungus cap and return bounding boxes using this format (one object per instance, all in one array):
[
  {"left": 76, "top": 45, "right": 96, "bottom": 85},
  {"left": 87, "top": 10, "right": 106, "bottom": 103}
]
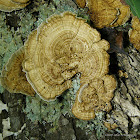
[
  {"left": 76, "top": 0, "right": 86, "bottom": 8},
  {"left": 1, "top": 47, "right": 35, "bottom": 96},
  {"left": 104, "top": 122, "right": 118, "bottom": 130},
  {"left": 23, "top": 12, "right": 110, "bottom": 101},
  {"left": 0, "top": 0, "right": 29, "bottom": 12},
  {"left": 129, "top": 17, "right": 140, "bottom": 51},
  {"left": 72, "top": 75, "right": 116, "bottom": 120},
  {"left": 12, "top": 0, "right": 29, "bottom": 3},
  {"left": 78, "top": 39, "right": 110, "bottom": 83},
  {"left": 88, "top": 0, "right": 130, "bottom": 28},
  {"left": 23, "top": 28, "right": 73, "bottom": 101},
  {"left": 76, "top": 0, "right": 130, "bottom": 28}
]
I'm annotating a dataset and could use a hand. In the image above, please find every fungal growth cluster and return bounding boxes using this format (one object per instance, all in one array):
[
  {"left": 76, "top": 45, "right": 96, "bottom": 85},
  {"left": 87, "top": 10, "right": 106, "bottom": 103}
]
[
  {"left": 1, "top": 12, "right": 116, "bottom": 120},
  {"left": 0, "top": 0, "right": 29, "bottom": 12},
  {"left": 72, "top": 75, "right": 116, "bottom": 120},
  {"left": 76, "top": 0, "right": 130, "bottom": 28},
  {"left": 129, "top": 17, "right": 140, "bottom": 51}
]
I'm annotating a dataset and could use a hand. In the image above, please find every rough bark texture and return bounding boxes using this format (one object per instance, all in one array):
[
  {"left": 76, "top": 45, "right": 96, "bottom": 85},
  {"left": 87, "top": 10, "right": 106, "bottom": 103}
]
[{"left": 111, "top": 47, "right": 140, "bottom": 136}]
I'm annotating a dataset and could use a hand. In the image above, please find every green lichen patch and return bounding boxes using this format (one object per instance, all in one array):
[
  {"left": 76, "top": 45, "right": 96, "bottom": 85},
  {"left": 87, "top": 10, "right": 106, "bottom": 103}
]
[
  {"left": 24, "top": 73, "right": 81, "bottom": 132},
  {"left": 34, "top": 0, "right": 89, "bottom": 26},
  {"left": 24, "top": 91, "right": 72, "bottom": 130}
]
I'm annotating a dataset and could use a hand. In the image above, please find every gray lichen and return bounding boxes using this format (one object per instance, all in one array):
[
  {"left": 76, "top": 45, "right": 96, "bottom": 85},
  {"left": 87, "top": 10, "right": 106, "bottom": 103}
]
[
  {"left": 76, "top": 112, "right": 107, "bottom": 140},
  {"left": 24, "top": 73, "right": 80, "bottom": 130}
]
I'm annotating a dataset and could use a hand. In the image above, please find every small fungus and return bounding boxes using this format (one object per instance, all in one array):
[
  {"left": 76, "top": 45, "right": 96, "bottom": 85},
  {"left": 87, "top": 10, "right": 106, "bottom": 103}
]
[
  {"left": 76, "top": 0, "right": 130, "bottom": 28},
  {"left": 1, "top": 47, "right": 35, "bottom": 96},
  {"left": 76, "top": 0, "right": 86, "bottom": 8},
  {"left": 0, "top": 0, "right": 29, "bottom": 12},
  {"left": 72, "top": 75, "right": 116, "bottom": 120},
  {"left": 129, "top": 17, "right": 140, "bottom": 51},
  {"left": 104, "top": 121, "right": 118, "bottom": 130}
]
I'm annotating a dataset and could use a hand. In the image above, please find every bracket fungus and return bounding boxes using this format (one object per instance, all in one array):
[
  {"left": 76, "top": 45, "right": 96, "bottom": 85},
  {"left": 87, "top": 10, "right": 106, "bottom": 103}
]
[
  {"left": 72, "top": 75, "right": 116, "bottom": 120},
  {"left": 0, "top": 0, "right": 29, "bottom": 12},
  {"left": 76, "top": 0, "right": 130, "bottom": 28},
  {"left": 1, "top": 47, "right": 35, "bottom": 96},
  {"left": 129, "top": 17, "right": 140, "bottom": 51},
  {"left": 22, "top": 12, "right": 115, "bottom": 101}
]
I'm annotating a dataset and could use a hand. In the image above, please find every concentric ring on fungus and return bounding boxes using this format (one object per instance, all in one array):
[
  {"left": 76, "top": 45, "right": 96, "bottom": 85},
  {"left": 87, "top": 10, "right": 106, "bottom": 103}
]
[
  {"left": 1, "top": 47, "right": 35, "bottom": 96},
  {"left": 76, "top": 0, "right": 130, "bottom": 28},
  {"left": 0, "top": 0, "right": 29, "bottom": 12},
  {"left": 22, "top": 12, "right": 114, "bottom": 101},
  {"left": 72, "top": 75, "right": 117, "bottom": 120}
]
